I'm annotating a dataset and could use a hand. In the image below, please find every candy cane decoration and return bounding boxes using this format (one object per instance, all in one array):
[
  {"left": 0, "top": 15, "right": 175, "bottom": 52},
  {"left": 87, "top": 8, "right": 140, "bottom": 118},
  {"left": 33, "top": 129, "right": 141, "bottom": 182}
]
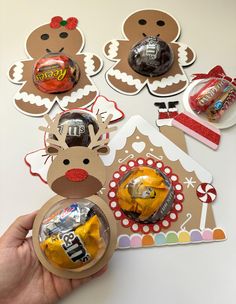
[
  {"left": 197, "top": 183, "right": 217, "bottom": 230},
  {"left": 180, "top": 213, "right": 192, "bottom": 231},
  {"left": 118, "top": 154, "right": 135, "bottom": 163}
]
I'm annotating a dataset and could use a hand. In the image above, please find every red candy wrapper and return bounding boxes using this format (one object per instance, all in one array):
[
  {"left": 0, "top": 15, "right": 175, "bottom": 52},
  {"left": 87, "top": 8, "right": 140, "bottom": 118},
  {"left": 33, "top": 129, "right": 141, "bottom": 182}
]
[
  {"left": 189, "top": 78, "right": 228, "bottom": 113},
  {"left": 183, "top": 67, "right": 236, "bottom": 126},
  {"left": 206, "top": 86, "right": 236, "bottom": 122},
  {"left": 33, "top": 53, "right": 80, "bottom": 94}
]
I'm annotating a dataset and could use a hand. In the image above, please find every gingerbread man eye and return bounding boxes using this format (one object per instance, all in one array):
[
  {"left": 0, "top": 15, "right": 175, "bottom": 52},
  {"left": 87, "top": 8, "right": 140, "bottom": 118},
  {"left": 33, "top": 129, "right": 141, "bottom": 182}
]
[
  {"left": 63, "top": 159, "right": 70, "bottom": 165},
  {"left": 41, "top": 33, "right": 49, "bottom": 40},
  {"left": 83, "top": 158, "right": 90, "bottom": 165},
  {"left": 138, "top": 19, "right": 147, "bottom": 25},
  {"left": 156, "top": 20, "right": 165, "bottom": 26},
  {"left": 59, "top": 32, "right": 69, "bottom": 39}
]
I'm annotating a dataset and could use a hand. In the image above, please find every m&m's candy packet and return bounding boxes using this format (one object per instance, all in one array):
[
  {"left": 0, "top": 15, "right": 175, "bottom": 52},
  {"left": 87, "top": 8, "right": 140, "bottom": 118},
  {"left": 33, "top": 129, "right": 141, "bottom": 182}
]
[{"left": 39, "top": 199, "right": 109, "bottom": 270}]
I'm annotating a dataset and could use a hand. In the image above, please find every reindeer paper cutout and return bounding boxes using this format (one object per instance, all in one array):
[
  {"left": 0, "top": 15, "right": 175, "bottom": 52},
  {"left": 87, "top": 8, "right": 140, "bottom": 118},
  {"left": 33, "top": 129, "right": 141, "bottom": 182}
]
[
  {"left": 32, "top": 113, "right": 117, "bottom": 279},
  {"left": 24, "top": 96, "right": 125, "bottom": 184},
  {"left": 39, "top": 113, "right": 117, "bottom": 198}
]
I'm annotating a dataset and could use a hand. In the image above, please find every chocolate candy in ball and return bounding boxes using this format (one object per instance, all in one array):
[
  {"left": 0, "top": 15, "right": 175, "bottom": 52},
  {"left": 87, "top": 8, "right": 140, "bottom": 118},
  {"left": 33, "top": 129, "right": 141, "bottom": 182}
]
[
  {"left": 55, "top": 110, "right": 99, "bottom": 147},
  {"left": 128, "top": 36, "right": 174, "bottom": 77},
  {"left": 39, "top": 199, "right": 109, "bottom": 270},
  {"left": 33, "top": 53, "right": 80, "bottom": 94},
  {"left": 117, "top": 166, "right": 174, "bottom": 223}
]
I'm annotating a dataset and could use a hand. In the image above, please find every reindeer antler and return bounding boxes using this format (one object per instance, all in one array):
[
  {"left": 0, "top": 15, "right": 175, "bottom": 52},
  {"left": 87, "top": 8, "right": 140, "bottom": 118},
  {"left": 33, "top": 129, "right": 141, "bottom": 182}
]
[
  {"left": 39, "top": 114, "right": 69, "bottom": 151},
  {"left": 88, "top": 114, "right": 117, "bottom": 150}
]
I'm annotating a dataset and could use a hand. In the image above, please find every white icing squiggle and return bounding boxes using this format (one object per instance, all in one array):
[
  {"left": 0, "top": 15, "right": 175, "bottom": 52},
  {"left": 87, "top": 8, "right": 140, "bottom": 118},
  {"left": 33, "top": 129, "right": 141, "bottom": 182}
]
[
  {"left": 15, "top": 91, "right": 52, "bottom": 108},
  {"left": 60, "top": 84, "right": 97, "bottom": 107},
  {"left": 178, "top": 44, "right": 188, "bottom": 65},
  {"left": 15, "top": 84, "right": 97, "bottom": 109},
  {"left": 108, "top": 68, "right": 143, "bottom": 89},
  {"left": 84, "top": 53, "right": 96, "bottom": 75},
  {"left": 180, "top": 213, "right": 192, "bottom": 230},
  {"left": 149, "top": 74, "right": 186, "bottom": 90},
  {"left": 12, "top": 62, "right": 24, "bottom": 82},
  {"left": 107, "top": 40, "right": 119, "bottom": 59}
]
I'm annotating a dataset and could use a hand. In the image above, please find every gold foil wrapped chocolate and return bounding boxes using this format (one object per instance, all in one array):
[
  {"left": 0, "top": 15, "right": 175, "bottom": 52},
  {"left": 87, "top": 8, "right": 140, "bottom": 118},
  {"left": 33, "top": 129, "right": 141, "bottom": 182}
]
[{"left": 117, "top": 166, "right": 174, "bottom": 222}]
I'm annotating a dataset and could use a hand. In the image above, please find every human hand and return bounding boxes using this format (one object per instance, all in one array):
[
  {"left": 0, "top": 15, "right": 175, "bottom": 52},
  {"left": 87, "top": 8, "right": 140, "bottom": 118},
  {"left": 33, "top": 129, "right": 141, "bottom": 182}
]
[{"left": 0, "top": 211, "right": 107, "bottom": 304}]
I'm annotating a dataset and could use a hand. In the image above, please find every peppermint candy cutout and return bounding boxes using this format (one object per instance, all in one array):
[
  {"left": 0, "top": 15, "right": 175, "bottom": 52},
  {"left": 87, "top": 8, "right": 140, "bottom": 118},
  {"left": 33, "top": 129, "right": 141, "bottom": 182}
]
[{"left": 196, "top": 183, "right": 217, "bottom": 203}]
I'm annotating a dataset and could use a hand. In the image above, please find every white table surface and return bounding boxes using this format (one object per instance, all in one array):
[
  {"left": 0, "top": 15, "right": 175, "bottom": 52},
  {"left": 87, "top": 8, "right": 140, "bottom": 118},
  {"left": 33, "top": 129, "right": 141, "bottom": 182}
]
[{"left": 1, "top": 0, "right": 236, "bottom": 303}]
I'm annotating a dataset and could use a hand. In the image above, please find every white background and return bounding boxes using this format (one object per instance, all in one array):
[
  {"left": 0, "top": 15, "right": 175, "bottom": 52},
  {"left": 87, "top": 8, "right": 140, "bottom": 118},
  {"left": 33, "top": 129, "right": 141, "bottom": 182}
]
[{"left": 0, "top": 0, "right": 236, "bottom": 303}]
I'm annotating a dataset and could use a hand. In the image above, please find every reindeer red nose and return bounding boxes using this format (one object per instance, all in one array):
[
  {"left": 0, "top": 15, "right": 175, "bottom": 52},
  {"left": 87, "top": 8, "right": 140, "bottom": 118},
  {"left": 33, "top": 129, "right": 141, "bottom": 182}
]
[{"left": 65, "top": 168, "right": 88, "bottom": 182}]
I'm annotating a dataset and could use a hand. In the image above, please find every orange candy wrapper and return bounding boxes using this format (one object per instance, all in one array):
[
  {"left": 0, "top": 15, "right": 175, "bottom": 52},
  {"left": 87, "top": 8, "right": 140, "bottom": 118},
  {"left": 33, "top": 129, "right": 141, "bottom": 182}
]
[
  {"left": 41, "top": 215, "right": 105, "bottom": 269},
  {"left": 117, "top": 167, "right": 174, "bottom": 222},
  {"left": 33, "top": 53, "right": 80, "bottom": 94}
]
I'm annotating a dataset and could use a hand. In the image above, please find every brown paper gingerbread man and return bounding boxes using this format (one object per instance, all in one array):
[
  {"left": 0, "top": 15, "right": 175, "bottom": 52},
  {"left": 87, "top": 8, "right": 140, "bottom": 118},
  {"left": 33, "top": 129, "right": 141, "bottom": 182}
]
[
  {"left": 8, "top": 16, "right": 103, "bottom": 116},
  {"left": 104, "top": 9, "right": 196, "bottom": 96}
]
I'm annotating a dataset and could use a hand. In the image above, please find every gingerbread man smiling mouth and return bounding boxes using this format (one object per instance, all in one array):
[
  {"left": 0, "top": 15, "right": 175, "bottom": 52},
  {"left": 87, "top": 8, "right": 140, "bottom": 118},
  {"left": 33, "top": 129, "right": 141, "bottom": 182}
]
[
  {"left": 8, "top": 16, "right": 103, "bottom": 116},
  {"left": 104, "top": 9, "right": 196, "bottom": 96}
]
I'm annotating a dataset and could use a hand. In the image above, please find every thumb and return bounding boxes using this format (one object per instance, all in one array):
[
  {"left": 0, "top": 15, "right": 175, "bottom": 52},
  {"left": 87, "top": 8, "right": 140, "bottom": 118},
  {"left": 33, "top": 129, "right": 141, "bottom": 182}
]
[{"left": 0, "top": 211, "right": 37, "bottom": 248}]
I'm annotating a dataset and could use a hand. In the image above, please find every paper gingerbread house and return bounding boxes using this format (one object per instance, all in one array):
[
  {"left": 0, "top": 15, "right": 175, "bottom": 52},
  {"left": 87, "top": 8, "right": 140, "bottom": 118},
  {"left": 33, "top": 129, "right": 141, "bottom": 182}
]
[{"left": 99, "top": 115, "right": 225, "bottom": 249}]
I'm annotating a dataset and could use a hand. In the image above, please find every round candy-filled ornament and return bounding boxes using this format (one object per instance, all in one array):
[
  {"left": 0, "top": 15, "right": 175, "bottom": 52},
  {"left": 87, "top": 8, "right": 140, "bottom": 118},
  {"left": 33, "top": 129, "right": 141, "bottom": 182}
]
[
  {"left": 117, "top": 166, "right": 174, "bottom": 223},
  {"left": 128, "top": 36, "right": 174, "bottom": 77},
  {"left": 33, "top": 53, "right": 80, "bottom": 94},
  {"left": 56, "top": 110, "right": 99, "bottom": 147},
  {"left": 33, "top": 196, "right": 117, "bottom": 279},
  {"left": 183, "top": 77, "right": 236, "bottom": 128}
]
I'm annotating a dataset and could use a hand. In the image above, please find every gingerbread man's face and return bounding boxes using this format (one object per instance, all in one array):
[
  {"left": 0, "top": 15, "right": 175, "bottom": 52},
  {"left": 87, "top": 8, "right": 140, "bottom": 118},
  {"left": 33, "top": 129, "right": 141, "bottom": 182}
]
[
  {"left": 26, "top": 24, "right": 83, "bottom": 58},
  {"left": 123, "top": 10, "right": 180, "bottom": 43}
]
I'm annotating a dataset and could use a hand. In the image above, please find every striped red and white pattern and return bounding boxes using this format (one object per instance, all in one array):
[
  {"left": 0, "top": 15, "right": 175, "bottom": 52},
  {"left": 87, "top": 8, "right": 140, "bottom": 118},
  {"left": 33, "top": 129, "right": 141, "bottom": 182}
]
[{"left": 196, "top": 183, "right": 217, "bottom": 203}]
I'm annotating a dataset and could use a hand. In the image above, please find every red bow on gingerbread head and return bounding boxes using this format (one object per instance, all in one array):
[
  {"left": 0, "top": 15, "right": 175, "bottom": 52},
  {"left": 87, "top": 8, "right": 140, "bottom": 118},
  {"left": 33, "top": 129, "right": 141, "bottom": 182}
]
[
  {"left": 192, "top": 65, "right": 236, "bottom": 86},
  {"left": 50, "top": 16, "right": 78, "bottom": 30}
]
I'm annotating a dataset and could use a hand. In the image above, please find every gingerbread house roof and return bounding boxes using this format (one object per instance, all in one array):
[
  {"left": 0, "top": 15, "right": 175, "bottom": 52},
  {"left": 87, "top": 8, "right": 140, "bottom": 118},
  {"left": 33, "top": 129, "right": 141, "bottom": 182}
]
[{"left": 101, "top": 115, "right": 212, "bottom": 183}]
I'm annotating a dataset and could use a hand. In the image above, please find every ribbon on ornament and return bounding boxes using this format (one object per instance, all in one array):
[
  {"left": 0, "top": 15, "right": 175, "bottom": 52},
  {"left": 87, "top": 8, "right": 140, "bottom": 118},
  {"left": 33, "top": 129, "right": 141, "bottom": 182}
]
[{"left": 192, "top": 65, "right": 236, "bottom": 86}]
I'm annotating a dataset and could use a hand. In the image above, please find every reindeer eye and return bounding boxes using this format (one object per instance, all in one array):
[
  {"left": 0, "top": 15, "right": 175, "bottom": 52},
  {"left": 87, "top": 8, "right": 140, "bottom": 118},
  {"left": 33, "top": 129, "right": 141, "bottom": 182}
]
[
  {"left": 63, "top": 159, "right": 70, "bottom": 165},
  {"left": 83, "top": 158, "right": 90, "bottom": 165}
]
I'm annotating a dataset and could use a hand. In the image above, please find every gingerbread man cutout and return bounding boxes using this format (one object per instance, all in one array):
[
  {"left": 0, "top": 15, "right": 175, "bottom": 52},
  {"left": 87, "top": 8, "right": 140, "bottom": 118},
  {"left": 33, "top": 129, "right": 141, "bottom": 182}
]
[
  {"left": 104, "top": 9, "right": 196, "bottom": 96},
  {"left": 8, "top": 16, "right": 103, "bottom": 116}
]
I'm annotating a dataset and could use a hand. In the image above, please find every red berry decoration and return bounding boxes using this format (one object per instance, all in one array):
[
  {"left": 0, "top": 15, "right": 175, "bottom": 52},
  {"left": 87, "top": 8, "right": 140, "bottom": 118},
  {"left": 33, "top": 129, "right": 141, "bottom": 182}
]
[
  {"left": 33, "top": 53, "right": 80, "bottom": 94},
  {"left": 50, "top": 16, "right": 63, "bottom": 28}
]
